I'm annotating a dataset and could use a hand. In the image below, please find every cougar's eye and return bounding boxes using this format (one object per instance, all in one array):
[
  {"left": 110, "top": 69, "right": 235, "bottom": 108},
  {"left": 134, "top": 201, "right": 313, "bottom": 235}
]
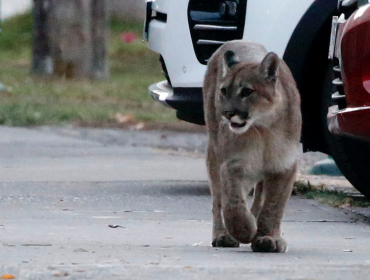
[
  {"left": 220, "top": 88, "right": 227, "bottom": 96},
  {"left": 240, "top": 88, "right": 254, "bottom": 98}
]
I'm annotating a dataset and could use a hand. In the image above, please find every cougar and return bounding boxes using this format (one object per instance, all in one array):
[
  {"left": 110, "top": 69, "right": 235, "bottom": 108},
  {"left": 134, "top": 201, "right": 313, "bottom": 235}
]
[{"left": 203, "top": 40, "right": 301, "bottom": 253}]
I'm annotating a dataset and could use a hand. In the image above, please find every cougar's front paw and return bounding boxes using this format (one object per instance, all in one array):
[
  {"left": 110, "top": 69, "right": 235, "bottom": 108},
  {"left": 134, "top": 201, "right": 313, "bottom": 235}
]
[
  {"left": 251, "top": 236, "right": 288, "bottom": 253},
  {"left": 212, "top": 234, "right": 240, "bottom": 248},
  {"left": 223, "top": 205, "right": 257, "bottom": 244}
]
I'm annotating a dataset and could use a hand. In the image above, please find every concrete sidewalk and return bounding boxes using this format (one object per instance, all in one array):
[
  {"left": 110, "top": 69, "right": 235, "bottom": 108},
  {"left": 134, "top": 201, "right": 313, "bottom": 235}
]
[{"left": 0, "top": 126, "right": 370, "bottom": 279}]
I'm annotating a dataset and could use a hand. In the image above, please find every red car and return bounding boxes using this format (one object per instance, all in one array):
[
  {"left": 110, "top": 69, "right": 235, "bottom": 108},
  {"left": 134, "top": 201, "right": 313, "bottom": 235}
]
[{"left": 326, "top": 1, "right": 370, "bottom": 198}]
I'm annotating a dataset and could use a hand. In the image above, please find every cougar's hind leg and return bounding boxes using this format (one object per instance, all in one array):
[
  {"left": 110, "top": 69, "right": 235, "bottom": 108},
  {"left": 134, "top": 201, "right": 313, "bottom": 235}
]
[
  {"left": 220, "top": 158, "right": 257, "bottom": 244},
  {"left": 251, "top": 163, "right": 297, "bottom": 253},
  {"left": 207, "top": 145, "right": 239, "bottom": 248}
]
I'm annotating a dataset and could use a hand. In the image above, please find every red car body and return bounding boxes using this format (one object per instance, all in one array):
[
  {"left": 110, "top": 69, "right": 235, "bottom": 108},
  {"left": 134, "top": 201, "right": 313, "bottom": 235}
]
[{"left": 328, "top": 4, "right": 370, "bottom": 140}]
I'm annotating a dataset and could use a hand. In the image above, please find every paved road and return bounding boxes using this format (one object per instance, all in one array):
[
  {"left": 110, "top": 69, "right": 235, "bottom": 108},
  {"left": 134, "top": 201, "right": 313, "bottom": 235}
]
[{"left": 0, "top": 126, "right": 369, "bottom": 279}]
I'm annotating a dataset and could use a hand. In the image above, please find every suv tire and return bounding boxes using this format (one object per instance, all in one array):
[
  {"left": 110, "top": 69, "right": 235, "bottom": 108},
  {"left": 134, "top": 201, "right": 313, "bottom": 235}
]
[{"left": 322, "top": 62, "right": 370, "bottom": 199}]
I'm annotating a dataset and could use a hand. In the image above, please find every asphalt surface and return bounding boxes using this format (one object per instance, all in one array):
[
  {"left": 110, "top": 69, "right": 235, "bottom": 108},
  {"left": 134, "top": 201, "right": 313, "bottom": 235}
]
[{"left": 1, "top": 126, "right": 370, "bottom": 279}]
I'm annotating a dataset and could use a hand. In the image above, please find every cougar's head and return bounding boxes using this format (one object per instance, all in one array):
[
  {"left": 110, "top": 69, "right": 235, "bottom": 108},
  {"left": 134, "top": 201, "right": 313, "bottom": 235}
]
[{"left": 219, "top": 50, "right": 281, "bottom": 134}]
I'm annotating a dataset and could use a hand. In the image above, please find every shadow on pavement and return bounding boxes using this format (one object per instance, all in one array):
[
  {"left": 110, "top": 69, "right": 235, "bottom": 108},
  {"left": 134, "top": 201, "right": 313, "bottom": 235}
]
[{"left": 151, "top": 182, "right": 211, "bottom": 196}]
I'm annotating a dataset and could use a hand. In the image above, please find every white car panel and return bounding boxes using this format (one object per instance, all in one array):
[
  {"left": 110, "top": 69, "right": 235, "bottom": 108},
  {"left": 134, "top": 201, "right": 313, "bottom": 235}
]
[
  {"left": 148, "top": 0, "right": 315, "bottom": 88},
  {"left": 151, "top": 0, "right": 172, "bottom": 14},
  {"left": 149, "top": 0, "right": 207, "bottom": 88},
  {"left": 244, "top": 0, "right": 315, "bottom": 56}
]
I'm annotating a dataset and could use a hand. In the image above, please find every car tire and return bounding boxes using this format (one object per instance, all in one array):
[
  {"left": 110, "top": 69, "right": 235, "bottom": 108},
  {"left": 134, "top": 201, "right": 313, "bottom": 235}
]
[{"left": 321, "top": 62, "right": 370, "bottom": 199}]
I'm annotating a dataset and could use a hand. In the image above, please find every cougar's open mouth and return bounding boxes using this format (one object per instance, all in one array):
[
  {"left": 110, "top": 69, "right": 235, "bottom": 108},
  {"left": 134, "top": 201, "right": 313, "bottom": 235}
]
[
  {"left": 227, "top": 115, "right": 251, "bottom": 134},
  {"left": 230, "top": 115, "right": 247, "bottom": 128},
  {"left": 230, "top": 121, "right": 247, "bottom": 129}
]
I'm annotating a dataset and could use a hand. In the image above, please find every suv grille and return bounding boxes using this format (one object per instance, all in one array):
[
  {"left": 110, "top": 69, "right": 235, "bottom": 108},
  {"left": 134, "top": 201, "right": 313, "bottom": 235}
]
[{"left": 188, "top": 0, "right": 247, "bottom": 65}]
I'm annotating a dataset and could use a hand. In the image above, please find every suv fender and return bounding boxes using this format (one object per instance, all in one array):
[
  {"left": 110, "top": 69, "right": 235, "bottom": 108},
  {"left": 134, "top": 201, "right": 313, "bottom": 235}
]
[{"left": 284, "top": 0, "right": 338, "bottom": 153}]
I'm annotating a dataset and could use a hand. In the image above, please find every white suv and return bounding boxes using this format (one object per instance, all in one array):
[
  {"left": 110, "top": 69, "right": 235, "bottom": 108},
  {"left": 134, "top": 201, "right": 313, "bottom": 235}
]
[{"left": 145, "top": 0, "right": 370, "bottom": 199}]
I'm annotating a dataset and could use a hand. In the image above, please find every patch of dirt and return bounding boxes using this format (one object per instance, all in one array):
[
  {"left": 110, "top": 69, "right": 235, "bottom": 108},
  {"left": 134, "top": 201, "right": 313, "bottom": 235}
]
[{"left": 9, "top": 60, "right": 30, "bottom": 67}]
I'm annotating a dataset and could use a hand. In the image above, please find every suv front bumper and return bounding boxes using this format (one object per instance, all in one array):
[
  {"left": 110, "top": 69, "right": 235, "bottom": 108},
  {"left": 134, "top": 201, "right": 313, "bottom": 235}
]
[
  {"left": 148, "top": 80, "right": 173, "bottom": 108},
  {"left": 149, "top": 81, "right": 205, "bottom": 125}
]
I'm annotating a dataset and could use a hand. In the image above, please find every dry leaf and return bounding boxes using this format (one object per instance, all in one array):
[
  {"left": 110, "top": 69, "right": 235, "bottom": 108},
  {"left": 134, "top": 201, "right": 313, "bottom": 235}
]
[
  {"left": 2, "top": 244, "right": 15, "bottom": 247},
  {"left": 52, "top": 271, "right": 69, "bottom": 277},
  {"left": 339, "top": 203, "right": 351, "bottom": 209},
  {"left": 109, "top": 224, "right": 125, "bottom": 229},
  {"left": 1, "top": 275, "right": 16, "bottom": 279},
  {"left": 73, "top": 248, "right": 88, "bottom": 253},
  {"left": 134, "top": 122, "right": 145, "bottom": 130},
  {"left": 115, "top": 113, "right": 134, "bottom": 124}
]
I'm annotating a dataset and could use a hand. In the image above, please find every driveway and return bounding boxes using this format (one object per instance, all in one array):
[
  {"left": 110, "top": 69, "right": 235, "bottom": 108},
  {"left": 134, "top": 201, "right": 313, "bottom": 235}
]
[{"left": 0, "top": 126, "right": 369, "bottom": 279}]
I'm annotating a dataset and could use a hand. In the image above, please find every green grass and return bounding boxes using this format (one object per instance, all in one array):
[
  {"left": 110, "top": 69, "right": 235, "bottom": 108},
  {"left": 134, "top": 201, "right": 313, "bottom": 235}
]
[
  {"left": 0, "top": 13, "right": 176, "bottom": 126},
  {"left": 294, "top": 180, "right": 370, "bottom": 208}
]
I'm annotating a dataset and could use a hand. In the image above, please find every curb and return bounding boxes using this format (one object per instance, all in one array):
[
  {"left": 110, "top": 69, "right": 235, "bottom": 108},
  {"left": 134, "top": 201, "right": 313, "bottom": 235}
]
[{"left": 310, "top": 158, "right": 342, "bottom": 176}]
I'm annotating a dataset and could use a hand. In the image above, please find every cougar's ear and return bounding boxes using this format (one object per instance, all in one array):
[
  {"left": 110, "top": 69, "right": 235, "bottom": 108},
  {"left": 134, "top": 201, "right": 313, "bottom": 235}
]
[
  {"left": 258, "top": 52, "right": 279, "bottom": 83},
  {"left": 222, "top": 50, "right": 240, "bottom": 78}
]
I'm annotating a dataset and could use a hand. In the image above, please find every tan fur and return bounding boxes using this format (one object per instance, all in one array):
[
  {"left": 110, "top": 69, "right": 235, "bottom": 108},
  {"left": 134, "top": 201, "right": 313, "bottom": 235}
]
[{"left": 203, "top": 40, "right": 302, "bottom": 252}]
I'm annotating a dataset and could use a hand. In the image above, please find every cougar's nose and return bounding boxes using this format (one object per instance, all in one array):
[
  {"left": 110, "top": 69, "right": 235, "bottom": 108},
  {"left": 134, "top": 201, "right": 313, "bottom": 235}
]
[
  {"left": 224, "top": 111, "right": 236, "bottom": 120},
  {"left": 240, "top": 111, "right": 249, "bottom": 120}
]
